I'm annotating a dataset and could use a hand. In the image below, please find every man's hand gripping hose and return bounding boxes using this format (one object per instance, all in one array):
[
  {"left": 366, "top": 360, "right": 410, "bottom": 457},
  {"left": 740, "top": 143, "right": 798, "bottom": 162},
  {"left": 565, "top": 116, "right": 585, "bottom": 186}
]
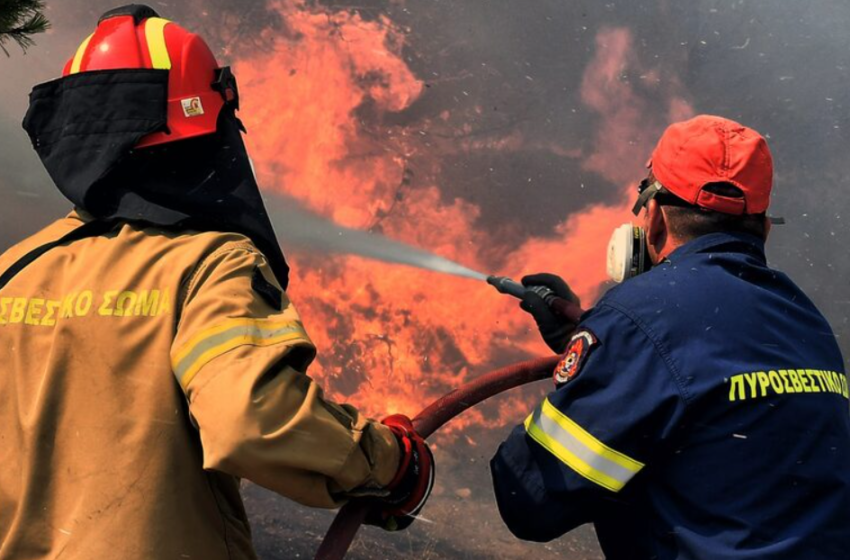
[
  {"left": 363, "top": 414, "right": 435, "bottom": 532},
  {"left": 314, "top": 293, "right": 584, "bottom": 559}
]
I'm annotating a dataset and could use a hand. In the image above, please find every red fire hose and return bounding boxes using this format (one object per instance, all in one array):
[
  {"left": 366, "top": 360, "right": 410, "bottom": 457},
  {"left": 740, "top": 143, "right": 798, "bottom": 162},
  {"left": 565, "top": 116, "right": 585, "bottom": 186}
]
[
  {"left": 313, "top": 354, "right": 563, "bottom": 559},
  {"left": 313, "top": 294, "right": 582, "bottom": 560}
]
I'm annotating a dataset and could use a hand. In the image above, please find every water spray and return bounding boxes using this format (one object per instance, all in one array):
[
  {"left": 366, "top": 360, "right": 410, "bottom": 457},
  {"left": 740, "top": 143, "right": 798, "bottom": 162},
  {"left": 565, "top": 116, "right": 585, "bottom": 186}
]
[
  {"left": 263, "top": 194, "right": 488, "bottom": 280},
  {"left": 263, "top": 195, "right": 583, "bottom": 320},
  {"left": 261, "top": 199, "right": 587, "bottom": 560}
]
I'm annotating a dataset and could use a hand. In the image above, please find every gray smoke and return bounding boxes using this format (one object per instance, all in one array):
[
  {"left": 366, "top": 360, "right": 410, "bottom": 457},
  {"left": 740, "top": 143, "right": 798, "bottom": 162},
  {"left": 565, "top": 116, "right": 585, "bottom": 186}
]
[{"left": 2, "top": 2, "right": 849, "bottom": 559}]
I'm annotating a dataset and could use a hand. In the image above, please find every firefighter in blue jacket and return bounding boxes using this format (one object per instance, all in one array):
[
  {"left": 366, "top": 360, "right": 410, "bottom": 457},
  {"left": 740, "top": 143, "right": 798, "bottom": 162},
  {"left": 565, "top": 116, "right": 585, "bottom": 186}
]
[{"left": 491, "top": 115, "right": 850, "bottom": 559}]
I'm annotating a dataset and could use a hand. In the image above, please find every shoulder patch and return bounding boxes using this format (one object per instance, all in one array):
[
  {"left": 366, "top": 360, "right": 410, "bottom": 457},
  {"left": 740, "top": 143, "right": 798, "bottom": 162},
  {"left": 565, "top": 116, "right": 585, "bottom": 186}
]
[
  {"left": 252, "top": 266, "right": 283, "bottom": 310},
  {"left": 553, "top": 329, "right": 598, "bottom": 387}
]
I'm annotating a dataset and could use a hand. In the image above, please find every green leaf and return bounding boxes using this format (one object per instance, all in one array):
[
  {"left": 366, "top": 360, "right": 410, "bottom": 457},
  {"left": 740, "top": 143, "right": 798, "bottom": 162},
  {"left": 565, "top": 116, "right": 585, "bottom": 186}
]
[{"left": 0, "top": 0, "right": 51, "bottom": 55}]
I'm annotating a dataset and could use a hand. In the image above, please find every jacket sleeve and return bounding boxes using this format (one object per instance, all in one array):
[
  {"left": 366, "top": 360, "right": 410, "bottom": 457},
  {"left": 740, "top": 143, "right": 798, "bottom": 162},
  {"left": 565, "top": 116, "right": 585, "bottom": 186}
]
[
  {"left": 171, "top": 239, "right": 400, "bottom": 508},
  {"left": 490, "top": 302, "right": 688, "bottom": 541}
]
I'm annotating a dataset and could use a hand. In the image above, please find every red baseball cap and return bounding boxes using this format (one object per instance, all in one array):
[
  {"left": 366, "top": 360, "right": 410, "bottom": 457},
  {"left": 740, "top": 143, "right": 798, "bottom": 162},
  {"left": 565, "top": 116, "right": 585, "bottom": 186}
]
[{"left": 647, "top": 115, "right": 773, "bottom": 215}]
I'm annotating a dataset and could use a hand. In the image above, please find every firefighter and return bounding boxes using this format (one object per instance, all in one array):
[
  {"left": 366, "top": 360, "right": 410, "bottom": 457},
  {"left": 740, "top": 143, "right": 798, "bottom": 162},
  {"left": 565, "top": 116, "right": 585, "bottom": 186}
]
[
  {"left": 491, "top": 115, "right": 850, "bottom": 559},
  {"left": 0, "top": 5, "right": 433, "bottom": 559}
]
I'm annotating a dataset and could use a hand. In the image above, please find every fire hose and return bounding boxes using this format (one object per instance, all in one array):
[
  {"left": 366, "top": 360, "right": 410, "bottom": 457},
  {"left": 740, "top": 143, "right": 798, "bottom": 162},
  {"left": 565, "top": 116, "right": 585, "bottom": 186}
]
[{"left": 314, "top": 277, "right": 583, "bottom": 560}]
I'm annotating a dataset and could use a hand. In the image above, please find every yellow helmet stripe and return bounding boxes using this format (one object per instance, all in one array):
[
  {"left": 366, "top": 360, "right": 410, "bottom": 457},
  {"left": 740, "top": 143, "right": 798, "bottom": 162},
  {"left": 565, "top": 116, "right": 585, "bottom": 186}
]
[
  {"left": 144, "top": 17, "right": 172, "bottom": 70},
  {"left": 69, "top": 33, "right": 94, "bottom": 74}
]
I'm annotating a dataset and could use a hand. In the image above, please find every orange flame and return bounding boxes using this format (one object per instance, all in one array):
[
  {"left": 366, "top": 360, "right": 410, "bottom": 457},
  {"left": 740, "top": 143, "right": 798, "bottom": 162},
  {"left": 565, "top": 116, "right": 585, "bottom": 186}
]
[{"left": 235, "top": 4, "right": 693, "bottom": 432}]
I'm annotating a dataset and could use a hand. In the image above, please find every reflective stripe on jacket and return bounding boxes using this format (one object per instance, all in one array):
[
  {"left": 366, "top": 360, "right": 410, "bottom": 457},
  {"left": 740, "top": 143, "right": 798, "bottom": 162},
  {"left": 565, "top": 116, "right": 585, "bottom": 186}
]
[
  {"left": 0, "top": 211, "right": 399, "bottom": 560},
  {"left": 491, "top": 232, "right": 850, "bottom": 560}
]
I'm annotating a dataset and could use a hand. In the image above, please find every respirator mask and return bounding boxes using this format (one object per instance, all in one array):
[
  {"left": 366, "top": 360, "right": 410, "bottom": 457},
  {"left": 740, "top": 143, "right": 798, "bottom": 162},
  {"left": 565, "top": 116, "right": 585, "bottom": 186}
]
[
  {"left": 606, "top": 223, "right": 651, "bottom": 283},
  {"left": 605, "top": 178, "right": 664, "bottom": 283}
]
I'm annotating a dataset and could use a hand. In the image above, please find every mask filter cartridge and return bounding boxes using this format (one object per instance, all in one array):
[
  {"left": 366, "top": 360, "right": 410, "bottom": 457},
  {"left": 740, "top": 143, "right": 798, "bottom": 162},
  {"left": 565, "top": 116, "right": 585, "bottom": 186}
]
[{"left": 606, "top": 223, "right": 650, "bottom": 283}]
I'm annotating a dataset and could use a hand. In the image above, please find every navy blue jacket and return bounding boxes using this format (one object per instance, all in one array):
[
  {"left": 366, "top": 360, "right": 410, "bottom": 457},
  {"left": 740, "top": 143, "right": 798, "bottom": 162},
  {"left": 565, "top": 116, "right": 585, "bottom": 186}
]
[{"left": 491, "top": 232, "right": 850, "bottom": 559}]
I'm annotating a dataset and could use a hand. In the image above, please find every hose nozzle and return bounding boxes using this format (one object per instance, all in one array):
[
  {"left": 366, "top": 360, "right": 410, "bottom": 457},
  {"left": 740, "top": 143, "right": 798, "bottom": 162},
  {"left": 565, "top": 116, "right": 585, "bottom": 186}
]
[
  {"left": 487, "top": 275, "right": 557, "bottom": 303},
  {"left": 487, "top": 275, "right": 528, "bottom": 299},
  {"left": 486, "top": 275, "right": 584, "bottom": 323}
]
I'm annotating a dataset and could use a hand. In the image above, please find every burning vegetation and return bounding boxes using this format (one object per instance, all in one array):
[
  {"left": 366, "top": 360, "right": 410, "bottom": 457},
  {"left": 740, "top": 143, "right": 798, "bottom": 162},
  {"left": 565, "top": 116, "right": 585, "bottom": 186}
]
[
  {"left": 3, "top": 1, "right": 849, "bottom": 558},
  {"left": 231, "top": 1, "right": 693, "bottom": 433}
]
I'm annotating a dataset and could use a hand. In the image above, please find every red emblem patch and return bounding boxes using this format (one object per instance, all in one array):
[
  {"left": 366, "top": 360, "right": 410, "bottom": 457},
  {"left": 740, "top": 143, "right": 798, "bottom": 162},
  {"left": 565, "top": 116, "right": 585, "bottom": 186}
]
[{"left": 553, "top": 330, "right": 598, "bottom": 386}]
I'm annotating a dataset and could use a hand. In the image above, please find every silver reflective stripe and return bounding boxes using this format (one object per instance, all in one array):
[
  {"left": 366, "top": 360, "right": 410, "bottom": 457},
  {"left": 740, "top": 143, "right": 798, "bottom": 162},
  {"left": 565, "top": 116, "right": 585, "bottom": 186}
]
[
  {"left": 174, "top": 323, "right": 302, "bottom": 384},
  {"left": 529, "top": 405, "right": 640, "bottom": 489}
]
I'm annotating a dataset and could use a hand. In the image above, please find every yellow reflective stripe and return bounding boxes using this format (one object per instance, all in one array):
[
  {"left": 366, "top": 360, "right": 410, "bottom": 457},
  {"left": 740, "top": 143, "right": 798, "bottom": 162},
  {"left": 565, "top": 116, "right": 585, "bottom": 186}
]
[
  {"left": 172, "top": 318, "right": 279, "bottom": 366},
  {"left": 178, "top": 330, "right": 307, "bottom": 390},
  {"left": 524, "top": 399, "right": 644, "bottom": 492},
  {"left": 173, "top": 319, "right": 311, "bottom": 390},
  {"left": 541, "top": 399, "right": 644, "bottom": 474},
  {"left": 70, "top": 33, "right": 94, "bottom": 74},
  {"left": 144, "top": 18, "right": 172, "bottom": 70},
  {"left": 525, "top": 415, "right": 623, "bottom": 492}
]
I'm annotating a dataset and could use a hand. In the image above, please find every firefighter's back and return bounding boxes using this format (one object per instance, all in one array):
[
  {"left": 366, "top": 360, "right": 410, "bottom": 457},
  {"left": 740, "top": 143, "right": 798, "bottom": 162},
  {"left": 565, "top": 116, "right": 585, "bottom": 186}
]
[
  {"left": 605, "top": 232, "right": 850, "bottom": 559},
  {"left": 0, "top": 212, "right": 256, "bottom": 560}
]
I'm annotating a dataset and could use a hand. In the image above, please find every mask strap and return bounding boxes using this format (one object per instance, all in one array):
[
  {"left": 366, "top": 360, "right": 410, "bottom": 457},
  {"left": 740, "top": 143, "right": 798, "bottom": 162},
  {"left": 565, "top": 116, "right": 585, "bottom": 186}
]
[{"left": 632, "top": 180, "right": 663, "bottom": 215}]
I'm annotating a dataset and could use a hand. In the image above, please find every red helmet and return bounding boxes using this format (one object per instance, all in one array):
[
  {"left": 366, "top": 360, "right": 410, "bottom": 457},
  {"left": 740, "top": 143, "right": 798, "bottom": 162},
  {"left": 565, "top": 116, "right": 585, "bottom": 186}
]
[{"left": 63, "top": 5, "right": 237, "bottom": 148}]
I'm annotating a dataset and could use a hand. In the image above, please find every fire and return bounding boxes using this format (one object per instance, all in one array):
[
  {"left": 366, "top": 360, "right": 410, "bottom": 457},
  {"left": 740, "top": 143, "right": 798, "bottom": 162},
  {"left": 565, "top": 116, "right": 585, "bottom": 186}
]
[
  {"left": 510, "top": 27, "right": 695, "bottom": 304},
  {"left": 238, "top": 0, "right": 422, "bottom": 228},
  {"left": 235, "top": 3, "right": 693, "bottom": 432}
]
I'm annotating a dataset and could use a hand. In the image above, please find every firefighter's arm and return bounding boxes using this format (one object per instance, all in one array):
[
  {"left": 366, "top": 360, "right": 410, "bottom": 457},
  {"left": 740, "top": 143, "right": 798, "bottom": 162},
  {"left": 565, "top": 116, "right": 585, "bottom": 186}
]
[
  {"left": 171, "top": 240, "right": 400, "bottom": 508},
  {"left": 490, "top": 303, "right": 687, "bottom": 541}
]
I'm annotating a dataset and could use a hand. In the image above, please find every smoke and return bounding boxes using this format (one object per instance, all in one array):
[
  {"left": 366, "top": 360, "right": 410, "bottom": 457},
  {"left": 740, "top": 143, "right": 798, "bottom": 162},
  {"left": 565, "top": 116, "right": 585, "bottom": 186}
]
[
  {"left": 44, "top": 0, "right": 288, "bottom": 56},
  {"left": 2, "top": 1, "right": 849, "bottom": 558}
]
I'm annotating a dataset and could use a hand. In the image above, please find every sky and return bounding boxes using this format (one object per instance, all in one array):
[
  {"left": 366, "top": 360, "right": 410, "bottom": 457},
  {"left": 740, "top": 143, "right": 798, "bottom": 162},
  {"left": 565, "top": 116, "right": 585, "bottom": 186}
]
[{"left": 2, "top": 1, "right": 849, "bottom": 558}]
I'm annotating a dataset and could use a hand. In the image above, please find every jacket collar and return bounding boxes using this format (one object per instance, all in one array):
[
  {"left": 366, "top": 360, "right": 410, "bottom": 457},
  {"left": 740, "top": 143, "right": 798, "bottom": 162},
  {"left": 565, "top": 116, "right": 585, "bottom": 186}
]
[{"left": 667, "top": 232, "right": 767, "bottom": 264}]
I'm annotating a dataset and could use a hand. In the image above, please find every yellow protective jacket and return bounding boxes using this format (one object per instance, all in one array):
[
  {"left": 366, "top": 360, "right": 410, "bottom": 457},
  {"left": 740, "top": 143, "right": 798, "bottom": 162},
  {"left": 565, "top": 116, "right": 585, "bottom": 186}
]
[{"left": 0, "top": 211, "right": 400, "bottom": 560}]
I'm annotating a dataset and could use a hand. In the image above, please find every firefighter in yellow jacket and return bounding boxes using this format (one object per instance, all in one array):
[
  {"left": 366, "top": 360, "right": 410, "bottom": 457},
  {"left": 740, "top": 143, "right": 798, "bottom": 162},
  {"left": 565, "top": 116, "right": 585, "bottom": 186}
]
[{"left": 0, "top": 5, "right": 434, "bottom": 559}]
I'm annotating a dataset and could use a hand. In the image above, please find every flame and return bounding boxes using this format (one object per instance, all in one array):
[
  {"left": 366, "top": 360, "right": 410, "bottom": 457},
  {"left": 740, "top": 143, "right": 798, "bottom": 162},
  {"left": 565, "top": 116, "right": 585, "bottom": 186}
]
[
  {"left": 235, "top": 3, "right": 693, "bottom": 432},
  {"left": 237, "top": 1, "right": 422, "bottom": 228}
]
